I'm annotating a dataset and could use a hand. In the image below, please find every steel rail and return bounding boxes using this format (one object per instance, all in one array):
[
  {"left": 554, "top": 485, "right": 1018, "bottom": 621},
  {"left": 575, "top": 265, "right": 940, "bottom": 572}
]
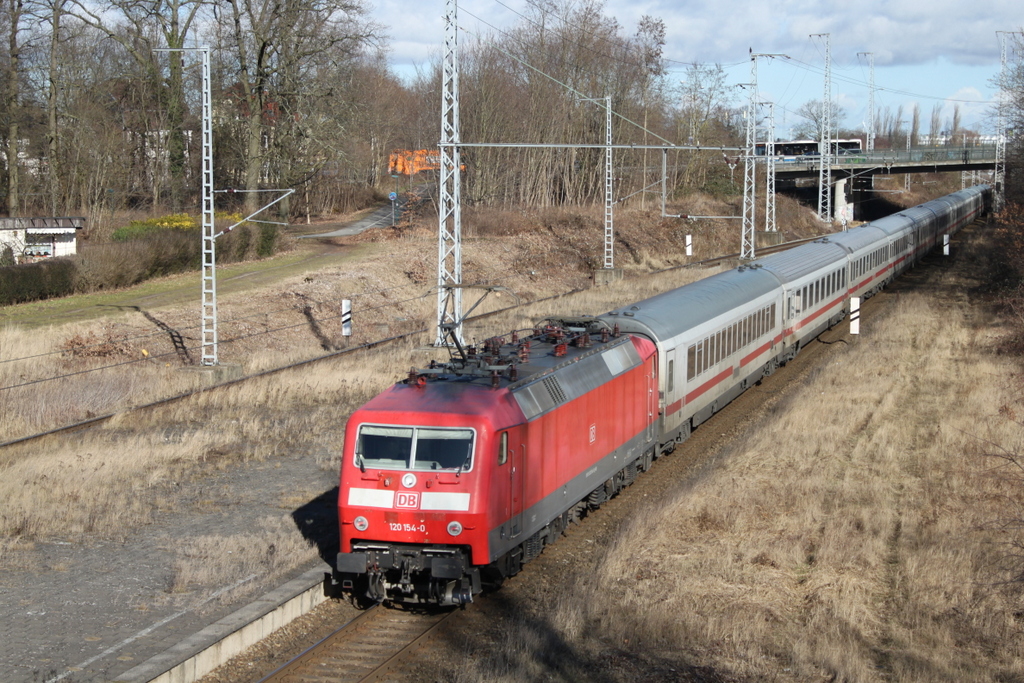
[{"left": 256, "top": 605, "right": 458, "bottom": 683}]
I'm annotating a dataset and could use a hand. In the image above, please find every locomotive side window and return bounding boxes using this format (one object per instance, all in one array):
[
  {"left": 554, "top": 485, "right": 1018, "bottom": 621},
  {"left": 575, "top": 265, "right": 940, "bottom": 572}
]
[
  {"left": 498, "top": 431, "right": 508, "bottom": 466},
  {"left": 357, "top": 425, "right": 475, "bottom": 472}
]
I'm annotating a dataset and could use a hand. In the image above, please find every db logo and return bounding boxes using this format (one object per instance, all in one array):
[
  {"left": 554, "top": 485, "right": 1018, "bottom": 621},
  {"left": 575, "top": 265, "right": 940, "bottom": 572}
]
[
  {"left": 589, "top": 424, "right": 597, "bottom": 443},
  {"left": 396, "top": 492, "right": 420, "bottom": 509}
]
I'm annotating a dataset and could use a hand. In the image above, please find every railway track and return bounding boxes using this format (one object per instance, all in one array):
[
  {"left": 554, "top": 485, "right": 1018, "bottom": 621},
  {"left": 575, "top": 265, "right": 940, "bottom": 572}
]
[
  {"left": 257, "top": 605, "right": 459, "bottom": 683},
  {"left": 0, "top": 235, "right": 815, "bottom": 452}
]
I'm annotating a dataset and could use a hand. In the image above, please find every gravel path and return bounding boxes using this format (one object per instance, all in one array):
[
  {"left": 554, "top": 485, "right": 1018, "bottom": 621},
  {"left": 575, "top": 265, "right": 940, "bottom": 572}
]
[{"left": 0, "top": 449, "right": 337, "bottom": 683}]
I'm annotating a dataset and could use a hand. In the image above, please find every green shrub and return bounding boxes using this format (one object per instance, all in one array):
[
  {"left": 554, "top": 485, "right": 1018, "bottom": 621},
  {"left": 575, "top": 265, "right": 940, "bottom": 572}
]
[
  {"left": 0, "top": 258, "right": 78, "bottom": 305},
  {"left": 111, "top": 213, "right": 198, "bottom": 242},
  {"left": 232, "top": 225, "right": 252, "bottom": 260},
  {"left": 4, "top": 211, "right": 280, "bottom": 306},
  {"left": 256, "top": 224, "right": 278, "bottom": 257}
]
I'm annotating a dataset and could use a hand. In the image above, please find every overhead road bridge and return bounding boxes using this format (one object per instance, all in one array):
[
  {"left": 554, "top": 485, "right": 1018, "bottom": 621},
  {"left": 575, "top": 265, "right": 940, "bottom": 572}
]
[
  {"left": 774, "top": 146, "right": 996, "bottom": 184},
  {"left": 771, "top": 146, "right": 996, "bottom": 222}
]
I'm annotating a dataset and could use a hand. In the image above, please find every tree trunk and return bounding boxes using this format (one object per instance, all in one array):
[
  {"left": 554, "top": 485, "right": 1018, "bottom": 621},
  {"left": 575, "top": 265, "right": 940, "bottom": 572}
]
[{"left": 6, "top": 0, "right": 23, "bottom": 216}]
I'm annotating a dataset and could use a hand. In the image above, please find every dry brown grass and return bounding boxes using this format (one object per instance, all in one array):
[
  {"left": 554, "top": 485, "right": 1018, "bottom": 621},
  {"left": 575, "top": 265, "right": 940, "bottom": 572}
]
[
  {"left": 538, "top": 292, "right": 1024, "bottom": 681},
  {"left": 167, "top": 515, "right": 319, "bottom": 596},
  {"left": 429, "top": 259, "right": 1024, "bottom": 682}
]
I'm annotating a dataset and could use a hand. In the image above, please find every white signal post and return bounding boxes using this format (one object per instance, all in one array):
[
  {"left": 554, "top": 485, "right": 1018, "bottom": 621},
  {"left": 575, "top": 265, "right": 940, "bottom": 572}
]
[
  {"left": 850, "top": 297, "right": 861, "bottom": 335},
  {"left": 342, "top": 299, "right": 352, "bottom": 337}
]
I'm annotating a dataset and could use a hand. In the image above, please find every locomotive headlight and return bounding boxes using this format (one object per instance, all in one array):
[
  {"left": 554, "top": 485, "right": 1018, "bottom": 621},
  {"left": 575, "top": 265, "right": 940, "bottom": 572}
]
[
  {"left": 447, "top": 521, "right": 463, "bottom": 537},
  {"left": 353, "top": 516, "right": 369, "bottom": 532}
]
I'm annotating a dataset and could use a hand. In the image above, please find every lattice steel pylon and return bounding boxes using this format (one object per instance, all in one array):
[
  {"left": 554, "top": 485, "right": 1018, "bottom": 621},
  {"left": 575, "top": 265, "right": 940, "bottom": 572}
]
[
  {"left": 859, "top": 52, "right": 875, "bottom": 152},
  {"left": 198, "top": 48, "right": 216, "bottom": 365},
  {"left": 995, "top": 32, "right": 1010, "bottom": 213},
  {"left": 740, "top": 60, "right": 757, "bottom": 259},
  {"left": 435, "top": 0, "right": 464, "bottom": 347},
  {"left": 813, "top": 33, "right": 832, "bottom": 223},
  {"left": 763, "top": 101, "right": 777, "bottom": 232},
  {"left": 603, "top": 95, "right": 614, "bottom": 269},
  {"left": 159, "top": 46, "right": 216, "bottom": 365}
]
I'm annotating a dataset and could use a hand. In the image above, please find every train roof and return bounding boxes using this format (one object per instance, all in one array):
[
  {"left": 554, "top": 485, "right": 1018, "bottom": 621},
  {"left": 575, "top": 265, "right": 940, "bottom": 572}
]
[
  {"left": 746, "top": 240, "right": 849, "bottom": 283},
  {"left": 864, "top": 212, "right": 916, "bottom": 237},
  {"left": 822, "top": 224, "right": 889, "bottom": 252},
  {"left": 601, "top": 267, "right": 780, "bottom": 342},
  {"left": 380, "top": 327, "right": 654, "bottom": 422}
]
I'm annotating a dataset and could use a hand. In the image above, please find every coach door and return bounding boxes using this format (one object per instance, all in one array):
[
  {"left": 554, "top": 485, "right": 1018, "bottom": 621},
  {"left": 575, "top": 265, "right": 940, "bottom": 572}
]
[
  {"left": 646, "top": 356, "right": 657, "bottom": 443},
  {"left": 510, "top": 436, "right": 524, "bottom": 539},
  {"left": 663, "top": 348, "right": 679, "bottom": 432}
]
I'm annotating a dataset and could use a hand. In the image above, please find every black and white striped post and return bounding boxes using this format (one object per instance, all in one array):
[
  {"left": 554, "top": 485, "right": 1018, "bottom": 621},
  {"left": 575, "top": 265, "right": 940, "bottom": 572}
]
[
  {"left": 943, "top": 234, "right": 950, "bottom": 256},
  {"left": 342, "top": 299, "right": 352, "bottom": 337},
  {"left": 850, "top": 296, "right": 860, "bottom": 335},
  {"left": 686, "top": 234, "right": 693, "bottom": 257}
]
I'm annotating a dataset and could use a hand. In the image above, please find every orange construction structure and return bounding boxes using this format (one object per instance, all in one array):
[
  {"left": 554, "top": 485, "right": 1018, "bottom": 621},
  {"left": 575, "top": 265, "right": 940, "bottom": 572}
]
[{"left": 388, "top": 150, "right": 443, "bottom": 176}]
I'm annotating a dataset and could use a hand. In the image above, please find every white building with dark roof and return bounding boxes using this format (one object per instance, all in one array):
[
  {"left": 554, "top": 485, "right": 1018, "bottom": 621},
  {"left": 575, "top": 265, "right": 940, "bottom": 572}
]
[{"left": 0, "top": 217, "right": 85, "bottom": 263}]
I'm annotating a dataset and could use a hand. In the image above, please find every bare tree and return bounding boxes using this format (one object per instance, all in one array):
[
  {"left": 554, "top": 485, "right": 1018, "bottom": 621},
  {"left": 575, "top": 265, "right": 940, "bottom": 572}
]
[
  {"left": 3, "top": 0, "right": 28, "bottom": 215},
  {"left": 930, "top": 102, "right": 943, "bottom": 145},
  {"left": 1003, "top": 32, "right": 1024, "bottom": 205},
  {"left": 220, "top": 0, "right": 377, "bottom": 213},
  {"left": 792, "top": 99, "right": 845, "bottom": 141},
  {"left": 69, "top": 0, "right": 206, "bottom": 211},
  {"left": 910, "top": 103, "right": 920, "bottom": 147},
  {"left": 950, "top": 103, "right": 962, "bottom": 139}
]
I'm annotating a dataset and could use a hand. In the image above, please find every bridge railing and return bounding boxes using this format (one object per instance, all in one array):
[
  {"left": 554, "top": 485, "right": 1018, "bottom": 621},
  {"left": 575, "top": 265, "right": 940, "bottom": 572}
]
[{"left": 772, "top": 146, "right": 996, "bottom": 167}]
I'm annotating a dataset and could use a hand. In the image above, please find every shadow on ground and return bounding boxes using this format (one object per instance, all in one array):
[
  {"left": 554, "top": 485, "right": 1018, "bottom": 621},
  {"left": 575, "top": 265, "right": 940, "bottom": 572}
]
[{"left": 291, "top": 487, "right": 339, "bottom": 568}]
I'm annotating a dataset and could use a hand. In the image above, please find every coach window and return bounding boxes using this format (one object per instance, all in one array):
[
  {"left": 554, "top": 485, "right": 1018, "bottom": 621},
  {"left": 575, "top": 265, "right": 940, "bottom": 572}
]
[
  {"left": 687, "top": 345, "right": 696, "bottom": 381},
  {"left": 498, "top": 431, "right": 508, "bottom": 466},
  {"left": 668, "top": 360, "right": 675, "bottom": 393}
]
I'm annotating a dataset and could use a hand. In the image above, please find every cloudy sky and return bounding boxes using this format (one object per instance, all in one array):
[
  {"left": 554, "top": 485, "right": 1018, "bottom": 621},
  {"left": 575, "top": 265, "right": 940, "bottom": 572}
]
[{"left": 369, "top": 0, "right": 1021, "bottom": 137}]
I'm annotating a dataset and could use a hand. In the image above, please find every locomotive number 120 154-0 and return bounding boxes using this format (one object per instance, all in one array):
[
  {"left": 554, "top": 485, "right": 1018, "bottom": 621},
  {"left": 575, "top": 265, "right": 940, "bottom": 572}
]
[{"left": 390, "top": 522, "right": 426, "bottom": 532}]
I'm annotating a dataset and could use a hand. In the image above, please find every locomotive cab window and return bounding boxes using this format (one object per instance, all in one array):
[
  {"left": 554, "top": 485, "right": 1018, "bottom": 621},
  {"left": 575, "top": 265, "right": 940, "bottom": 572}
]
[{"left": 356, "top": 425, "right": 475, "bottom": 472}]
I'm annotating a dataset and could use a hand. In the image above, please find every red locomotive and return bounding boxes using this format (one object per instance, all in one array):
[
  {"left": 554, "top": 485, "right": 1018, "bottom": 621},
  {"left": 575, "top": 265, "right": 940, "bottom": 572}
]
[
  {"left": 335, "top": 321, "right": 657, "bottom": 605},
  {"left": 335, "top": 186, "right": 991, "bottom": 606}
]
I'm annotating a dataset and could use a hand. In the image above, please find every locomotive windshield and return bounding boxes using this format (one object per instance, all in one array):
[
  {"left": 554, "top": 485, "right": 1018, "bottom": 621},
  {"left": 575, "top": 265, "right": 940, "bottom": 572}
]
[{"left": 356, "top": 425, "right": 475, "bottom": 472}]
